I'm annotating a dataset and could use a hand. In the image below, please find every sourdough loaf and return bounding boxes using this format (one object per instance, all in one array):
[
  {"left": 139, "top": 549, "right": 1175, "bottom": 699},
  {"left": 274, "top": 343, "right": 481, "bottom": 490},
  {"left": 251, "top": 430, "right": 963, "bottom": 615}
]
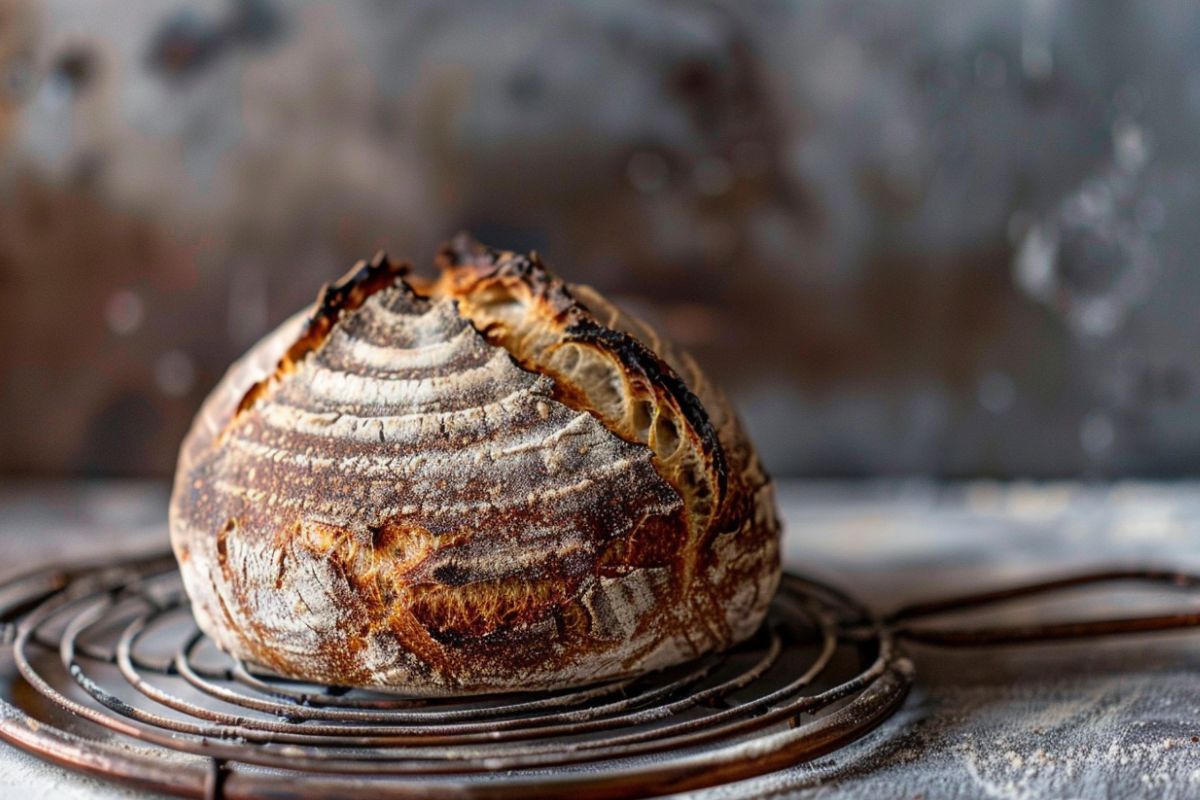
[{"left": 170, "top": 235, "right": 780, "bottom": 694}]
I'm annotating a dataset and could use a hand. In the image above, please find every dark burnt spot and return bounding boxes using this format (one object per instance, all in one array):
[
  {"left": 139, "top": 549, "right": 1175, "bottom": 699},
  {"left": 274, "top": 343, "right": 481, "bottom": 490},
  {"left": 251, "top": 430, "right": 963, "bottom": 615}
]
[
  {"left": 431, "top": 563, "right": 472, "bottom": 586},
  {"left": 368, "top": 521, "right": 396, "bottom": 550},
  {"left": 308, "top": 251, "right": 414, "bottom": 337},
  {"left": 424, "top": 625, "right": 469, "bottom": 647}
]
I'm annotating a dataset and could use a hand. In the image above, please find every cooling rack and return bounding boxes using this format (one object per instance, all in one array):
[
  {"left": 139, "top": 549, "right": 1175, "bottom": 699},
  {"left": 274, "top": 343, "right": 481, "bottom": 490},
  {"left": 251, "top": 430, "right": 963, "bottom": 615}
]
[{"left": 0, "top": 551, "right": 1196, "bottom": 799}]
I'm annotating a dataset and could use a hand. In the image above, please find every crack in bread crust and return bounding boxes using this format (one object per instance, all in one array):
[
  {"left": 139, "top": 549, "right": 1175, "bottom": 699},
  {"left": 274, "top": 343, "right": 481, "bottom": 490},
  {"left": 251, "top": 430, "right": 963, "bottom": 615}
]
[{"left": 432, "top": 235, "right": 727, "bottom": 497}]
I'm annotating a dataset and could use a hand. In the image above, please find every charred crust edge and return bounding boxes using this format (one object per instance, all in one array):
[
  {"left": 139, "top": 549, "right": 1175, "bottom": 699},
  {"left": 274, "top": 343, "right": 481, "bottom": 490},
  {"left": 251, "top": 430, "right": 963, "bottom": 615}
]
[
  {"left": 232, "top": 251, "right": 412, "bottom": 420},
  {"left": 563, "top": 318, "right": 728, "bottom": 500},
  {"left": 437, "top": 233, "right": 729, "bottom": 503}
]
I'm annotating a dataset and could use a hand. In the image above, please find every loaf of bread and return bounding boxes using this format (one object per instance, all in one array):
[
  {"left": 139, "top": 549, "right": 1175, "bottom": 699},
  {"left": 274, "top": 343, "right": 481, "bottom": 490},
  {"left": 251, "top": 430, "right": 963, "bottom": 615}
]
[{"left": 170, "top": 235, "right": 780, "bottom": 695}]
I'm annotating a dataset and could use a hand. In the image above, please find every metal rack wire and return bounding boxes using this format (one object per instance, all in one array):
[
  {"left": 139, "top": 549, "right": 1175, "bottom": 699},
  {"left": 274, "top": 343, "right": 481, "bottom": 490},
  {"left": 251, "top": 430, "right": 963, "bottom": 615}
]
[{"left": 2, "top": 551, "right": 1198, "bottom": 798}]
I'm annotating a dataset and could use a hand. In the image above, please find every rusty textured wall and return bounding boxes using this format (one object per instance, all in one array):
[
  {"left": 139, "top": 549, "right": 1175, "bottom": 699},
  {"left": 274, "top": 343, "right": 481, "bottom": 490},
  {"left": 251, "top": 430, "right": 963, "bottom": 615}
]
[{"left": 1, "top": 0, "right": 1197, "bottom": 478}]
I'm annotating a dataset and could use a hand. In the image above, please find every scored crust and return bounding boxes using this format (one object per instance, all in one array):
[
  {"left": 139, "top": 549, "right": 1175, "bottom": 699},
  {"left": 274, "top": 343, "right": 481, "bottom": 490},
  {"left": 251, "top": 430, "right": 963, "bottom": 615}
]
[{"left": 170, "top": 237, "right": 780, "bottom": 695}]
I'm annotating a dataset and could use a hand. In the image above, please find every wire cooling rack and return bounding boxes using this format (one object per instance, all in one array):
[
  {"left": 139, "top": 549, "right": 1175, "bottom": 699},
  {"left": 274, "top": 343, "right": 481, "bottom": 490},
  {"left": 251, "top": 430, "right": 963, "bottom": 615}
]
[
  {"left": 0, "top": 552, "right": 914, "bottom": 799},
  {"left": 1, "top": 551, "right": 1198, "bottom": 799}
]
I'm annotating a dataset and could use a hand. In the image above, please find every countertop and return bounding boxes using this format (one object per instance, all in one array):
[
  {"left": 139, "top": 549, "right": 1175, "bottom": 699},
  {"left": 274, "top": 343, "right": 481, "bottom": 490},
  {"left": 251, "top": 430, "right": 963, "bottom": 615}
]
[{"left": 2, "top": 480, "right": 1199, "bottom": 799}]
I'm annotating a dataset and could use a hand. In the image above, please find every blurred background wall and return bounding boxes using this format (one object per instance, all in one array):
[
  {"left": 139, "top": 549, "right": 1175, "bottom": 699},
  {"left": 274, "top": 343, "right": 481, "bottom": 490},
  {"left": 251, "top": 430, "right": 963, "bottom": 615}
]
[{"left": 1, "top": 0, "right": 1197, "bottom": 479}]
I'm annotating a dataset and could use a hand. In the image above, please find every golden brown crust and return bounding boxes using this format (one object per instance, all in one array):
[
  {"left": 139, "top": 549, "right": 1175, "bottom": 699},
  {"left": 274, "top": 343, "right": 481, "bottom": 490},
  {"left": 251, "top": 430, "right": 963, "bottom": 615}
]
[{"left": 170, "top": 239, "right": 780, "bottom": 695}]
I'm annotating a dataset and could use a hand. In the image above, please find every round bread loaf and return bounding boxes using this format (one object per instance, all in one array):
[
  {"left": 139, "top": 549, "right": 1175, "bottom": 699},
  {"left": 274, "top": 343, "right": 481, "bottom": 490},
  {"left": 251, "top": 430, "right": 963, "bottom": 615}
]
[{"left": 170, "top": 235, "right": 780, "bottom": 695}]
